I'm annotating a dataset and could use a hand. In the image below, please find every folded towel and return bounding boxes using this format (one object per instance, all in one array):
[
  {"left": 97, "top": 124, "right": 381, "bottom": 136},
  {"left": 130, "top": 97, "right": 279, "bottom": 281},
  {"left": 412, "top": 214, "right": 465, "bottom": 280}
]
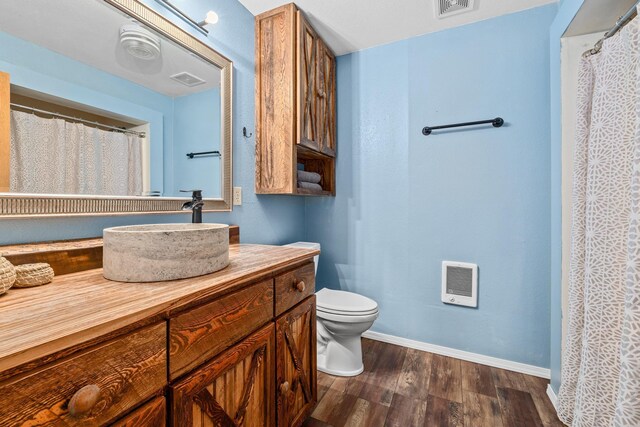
[
  {"left": 297, "top": 170, "right": 322, "bottom": 184},
  {"left": 297, "top": 181, "right": 324, "bottom": 192}
]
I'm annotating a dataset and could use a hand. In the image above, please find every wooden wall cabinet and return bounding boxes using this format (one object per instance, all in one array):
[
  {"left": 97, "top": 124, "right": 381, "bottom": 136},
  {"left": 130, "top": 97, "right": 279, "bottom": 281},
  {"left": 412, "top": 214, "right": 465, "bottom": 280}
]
[{"left": 255, "top": 3, "right": 336, "bottom": 196}]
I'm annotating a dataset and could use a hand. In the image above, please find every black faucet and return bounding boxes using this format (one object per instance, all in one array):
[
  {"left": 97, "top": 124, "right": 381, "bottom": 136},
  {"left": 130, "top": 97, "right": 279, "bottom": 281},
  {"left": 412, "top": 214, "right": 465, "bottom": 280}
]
[{"left": 181, "top": 190, "right": 204, "bottom": 223}]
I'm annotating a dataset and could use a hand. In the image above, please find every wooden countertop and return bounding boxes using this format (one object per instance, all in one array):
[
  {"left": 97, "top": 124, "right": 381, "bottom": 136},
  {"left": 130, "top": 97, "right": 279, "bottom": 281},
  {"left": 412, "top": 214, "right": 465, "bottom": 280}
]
[{"left": 0, "top": 244, "right": 318, "bottom": 378}]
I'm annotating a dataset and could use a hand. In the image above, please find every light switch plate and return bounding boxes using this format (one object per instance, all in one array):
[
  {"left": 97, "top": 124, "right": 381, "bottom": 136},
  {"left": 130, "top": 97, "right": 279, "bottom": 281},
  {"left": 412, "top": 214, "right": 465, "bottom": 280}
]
[{"left": 233, "top": 187, "right": 242, "bottom": 205}]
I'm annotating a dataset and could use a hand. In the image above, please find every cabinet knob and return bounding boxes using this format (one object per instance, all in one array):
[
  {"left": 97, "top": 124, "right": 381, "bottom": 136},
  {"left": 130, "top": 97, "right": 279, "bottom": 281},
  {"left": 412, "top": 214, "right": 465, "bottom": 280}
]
[
  {"left": 68, "top": 384, "right": 101, "bottom": 417},
  {"left": 280, "top": 381, "right": 290, "bottom": 395},
  {"left": 296, "top": 281, "right": 306, "bottom": 293}
]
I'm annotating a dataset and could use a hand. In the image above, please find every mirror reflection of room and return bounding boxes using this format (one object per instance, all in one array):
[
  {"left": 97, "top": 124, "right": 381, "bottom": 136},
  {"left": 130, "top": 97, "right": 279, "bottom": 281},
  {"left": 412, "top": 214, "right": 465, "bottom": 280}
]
[{"left": 0, "top": 0, "right": 223, "bottom": 199}]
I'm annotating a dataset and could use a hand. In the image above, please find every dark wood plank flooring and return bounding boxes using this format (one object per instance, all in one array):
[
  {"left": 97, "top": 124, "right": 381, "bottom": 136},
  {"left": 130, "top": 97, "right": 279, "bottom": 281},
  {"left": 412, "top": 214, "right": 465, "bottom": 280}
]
[{"left": 305, "top": 339, "right": 565, "bottom": 427}]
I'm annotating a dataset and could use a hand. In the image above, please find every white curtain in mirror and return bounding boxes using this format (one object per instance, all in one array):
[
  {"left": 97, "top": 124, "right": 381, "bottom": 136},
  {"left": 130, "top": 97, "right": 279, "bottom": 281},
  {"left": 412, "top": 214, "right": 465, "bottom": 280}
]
[{"left": 9, "top": 110, "right": 142, "bottom": 196}]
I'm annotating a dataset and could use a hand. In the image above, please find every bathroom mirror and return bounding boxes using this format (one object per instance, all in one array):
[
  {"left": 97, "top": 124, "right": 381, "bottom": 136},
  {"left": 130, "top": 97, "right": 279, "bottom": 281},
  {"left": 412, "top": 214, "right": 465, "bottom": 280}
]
[{"left": 0, "top": 0, "right": 232, "bottom": 217}]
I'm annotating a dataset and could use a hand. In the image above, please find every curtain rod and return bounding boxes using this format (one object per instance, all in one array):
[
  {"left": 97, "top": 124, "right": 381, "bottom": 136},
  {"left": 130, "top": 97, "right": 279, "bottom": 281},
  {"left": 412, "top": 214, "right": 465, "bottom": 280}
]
[
  {"left": 586, "top": 1, "right": 640, "bottom": 56},
  {"left": 10, "top": 103, "right": 146, "bottom": 138}
]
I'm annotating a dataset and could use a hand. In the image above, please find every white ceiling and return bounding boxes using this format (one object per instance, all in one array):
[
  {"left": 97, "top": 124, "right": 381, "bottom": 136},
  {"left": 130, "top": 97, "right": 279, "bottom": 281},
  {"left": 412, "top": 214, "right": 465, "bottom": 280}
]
[
  {"left": 0, "top": 0, "right": 221, "bottom": 97},
  {"left": 239, "top": 0, "right": 558, "bottom": 56}
]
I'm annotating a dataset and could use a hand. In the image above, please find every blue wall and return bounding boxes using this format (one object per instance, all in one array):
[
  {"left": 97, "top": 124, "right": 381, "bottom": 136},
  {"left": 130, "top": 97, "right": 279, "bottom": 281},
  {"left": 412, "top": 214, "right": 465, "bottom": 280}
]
[
  {"left": 0, "top": 0, "right": 306, "bottom": 246},
  {"left": 305, "top": 4, "right": 557, "bottom": 368},
  {"left": 172, "top": 88, "right": 221, "bottom": 197}
]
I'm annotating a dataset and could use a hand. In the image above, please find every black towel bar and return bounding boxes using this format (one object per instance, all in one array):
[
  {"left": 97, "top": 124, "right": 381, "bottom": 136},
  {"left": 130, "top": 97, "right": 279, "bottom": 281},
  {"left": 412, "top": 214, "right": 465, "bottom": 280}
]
[
  {"left": 422, "top": 117, "right": 504, "bottom": 136},
  {"left": 186, "top": 150, "right": 221, "bottom": 159}
]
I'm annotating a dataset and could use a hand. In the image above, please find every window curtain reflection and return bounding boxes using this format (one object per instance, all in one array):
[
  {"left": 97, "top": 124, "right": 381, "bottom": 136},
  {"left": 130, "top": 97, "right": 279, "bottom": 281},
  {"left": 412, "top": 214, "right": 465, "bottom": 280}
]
[{"left": 9, "top": 110, "right": 142, "bottom": 196}]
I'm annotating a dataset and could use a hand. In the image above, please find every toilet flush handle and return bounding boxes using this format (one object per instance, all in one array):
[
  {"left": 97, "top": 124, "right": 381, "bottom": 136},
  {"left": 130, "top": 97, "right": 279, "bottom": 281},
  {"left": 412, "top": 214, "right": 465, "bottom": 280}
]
[{"left": 295, "top": 281, "right": 306, "bottom": 292}]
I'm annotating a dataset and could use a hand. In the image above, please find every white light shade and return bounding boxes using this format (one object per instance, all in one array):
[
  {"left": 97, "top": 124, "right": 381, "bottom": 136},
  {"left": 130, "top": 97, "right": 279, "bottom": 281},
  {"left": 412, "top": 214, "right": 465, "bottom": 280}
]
[{"left": 204, "top": 10, "right": 218, "bottom": 25}]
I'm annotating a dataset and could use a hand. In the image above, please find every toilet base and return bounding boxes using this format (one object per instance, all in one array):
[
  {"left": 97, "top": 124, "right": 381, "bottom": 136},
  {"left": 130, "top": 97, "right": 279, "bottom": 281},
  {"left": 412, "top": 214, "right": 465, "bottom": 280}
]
[{"left": 317, "top": 353, "right": 364, "bottom": 377}]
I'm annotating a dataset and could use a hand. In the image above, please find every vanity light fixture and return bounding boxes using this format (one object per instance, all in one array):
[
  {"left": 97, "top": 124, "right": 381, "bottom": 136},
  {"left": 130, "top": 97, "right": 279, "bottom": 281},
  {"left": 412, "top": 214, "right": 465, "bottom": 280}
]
[
  {"left": 198, "top": 11, "right": 219, "bottom": 28},
  {"left": 155, "top": 0, "right": 209, "bottom": 35}
]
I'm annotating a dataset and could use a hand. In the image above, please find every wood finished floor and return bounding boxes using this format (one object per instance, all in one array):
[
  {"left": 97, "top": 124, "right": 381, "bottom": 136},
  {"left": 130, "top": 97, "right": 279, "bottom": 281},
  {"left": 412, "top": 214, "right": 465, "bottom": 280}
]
[{"left": 304, "top": 339, "right": 565, "bottom": 427}]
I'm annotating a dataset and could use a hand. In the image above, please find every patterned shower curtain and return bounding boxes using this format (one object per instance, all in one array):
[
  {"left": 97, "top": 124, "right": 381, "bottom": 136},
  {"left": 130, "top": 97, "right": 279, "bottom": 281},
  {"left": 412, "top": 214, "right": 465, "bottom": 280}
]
[
  {"left": 9, "top": 110, "right": 143, "bottom": 196},
  {"left": 557, "top": 9, "right": 640, "bottom": 427}
]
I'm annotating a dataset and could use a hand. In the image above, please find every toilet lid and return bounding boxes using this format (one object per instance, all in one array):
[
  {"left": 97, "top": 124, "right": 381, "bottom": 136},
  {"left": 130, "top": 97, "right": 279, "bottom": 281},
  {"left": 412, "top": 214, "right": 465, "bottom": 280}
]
[{"left": 316, "top": 288, "right": 378, "bottom": 315}]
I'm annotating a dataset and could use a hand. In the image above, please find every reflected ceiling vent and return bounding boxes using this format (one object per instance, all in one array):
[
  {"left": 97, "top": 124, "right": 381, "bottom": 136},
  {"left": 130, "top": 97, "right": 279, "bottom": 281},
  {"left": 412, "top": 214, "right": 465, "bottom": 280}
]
[
  {"left": 170, "top": 72, "right": 206, "bottom": 87},
  {"left": 435, "top": 0, "right": 474, "bottom": 18},
  {"left": 120, "top": 24, "right": 161, "bottom": 61}
]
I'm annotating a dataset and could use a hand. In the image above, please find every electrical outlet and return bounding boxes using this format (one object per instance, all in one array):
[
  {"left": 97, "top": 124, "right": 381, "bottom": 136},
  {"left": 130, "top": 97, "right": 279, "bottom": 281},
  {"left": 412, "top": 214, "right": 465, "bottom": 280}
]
[{"left": 233, "top": 187, "right": 242, "bottom": 205}]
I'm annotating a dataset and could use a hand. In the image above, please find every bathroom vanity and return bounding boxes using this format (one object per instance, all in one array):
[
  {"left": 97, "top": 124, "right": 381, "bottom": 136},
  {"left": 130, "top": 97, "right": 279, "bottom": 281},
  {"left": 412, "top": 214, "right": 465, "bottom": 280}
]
[{"left": 0, "top": 236, "right": 318, "bottom": 426}]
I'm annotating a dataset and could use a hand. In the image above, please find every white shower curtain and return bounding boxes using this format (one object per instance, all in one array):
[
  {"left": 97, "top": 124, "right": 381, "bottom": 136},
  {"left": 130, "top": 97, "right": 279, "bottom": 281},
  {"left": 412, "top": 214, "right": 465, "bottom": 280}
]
[
  {"left": 557, "top": 9, "right": 640, "bottom": 427},
  {"left": 10, "top": 110, "right": 143, "bottom": 196}
]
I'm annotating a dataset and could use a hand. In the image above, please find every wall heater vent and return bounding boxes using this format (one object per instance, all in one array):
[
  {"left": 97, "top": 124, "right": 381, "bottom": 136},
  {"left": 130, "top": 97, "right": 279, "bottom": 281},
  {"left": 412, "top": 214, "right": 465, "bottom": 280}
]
[
  {"left": 442, "top": 261, "right": 478, "bottom": 307},
  {"left": 435, "top": 0, "right": 474, "bottom": 19}
]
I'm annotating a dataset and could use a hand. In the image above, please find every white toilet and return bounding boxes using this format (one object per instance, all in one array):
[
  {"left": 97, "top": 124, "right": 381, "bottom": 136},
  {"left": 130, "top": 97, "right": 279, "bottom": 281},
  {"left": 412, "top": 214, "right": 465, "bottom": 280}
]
[{"left": 285, "top": 242, "right": 378, "bottom": 377}]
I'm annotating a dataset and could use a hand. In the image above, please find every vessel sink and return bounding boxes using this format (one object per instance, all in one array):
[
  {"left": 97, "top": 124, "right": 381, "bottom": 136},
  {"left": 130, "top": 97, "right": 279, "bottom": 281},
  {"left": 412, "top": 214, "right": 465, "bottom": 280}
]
[{"left": 103, "top": 223, "right": 229, "bottom": 282}]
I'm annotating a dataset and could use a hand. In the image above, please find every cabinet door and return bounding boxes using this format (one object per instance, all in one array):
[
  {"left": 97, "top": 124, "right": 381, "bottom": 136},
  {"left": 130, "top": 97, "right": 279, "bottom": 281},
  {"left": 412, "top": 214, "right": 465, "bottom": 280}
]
[
  {"left": 297, "top": 11, "right": 320, "bottom": 153},
  {"left": 315, "top": 40, "right": 336, "bottom": 158},
  {"left": 276, "top": 297, "right": 317, "bottom": 427},
  {"left": 255, "top": 4, "right": 297, "bottom": 194},
  {"left": 171, "top": 324, "right": 275, "bottom": 427},
  {"left": 111, "top": 396, "right": 166, "bottom": 427}
]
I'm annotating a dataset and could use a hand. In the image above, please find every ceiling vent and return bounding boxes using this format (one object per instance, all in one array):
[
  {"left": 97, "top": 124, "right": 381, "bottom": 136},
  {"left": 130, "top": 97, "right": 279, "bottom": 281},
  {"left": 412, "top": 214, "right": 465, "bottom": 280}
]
[
  {"left": 435, "top": 0, "right": 474, "bottom": 18},
  {"left": 170, "top": 72, "right": 206, "bottom": 87},
  {"left": 120, "top": 24, "right": 161, "bottom": 61}
]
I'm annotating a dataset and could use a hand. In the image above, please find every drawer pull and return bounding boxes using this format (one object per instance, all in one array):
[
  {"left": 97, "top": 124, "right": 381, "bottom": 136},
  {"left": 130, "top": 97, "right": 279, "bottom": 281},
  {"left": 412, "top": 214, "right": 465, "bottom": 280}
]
[
  {"left": 295, "top": 281, "right": 306, "bottom": 293},
  {"left": 280, "top": 381, "right": 290, "bottom": 395},
  {"left": 69, "top": 384, "right": 101, "bottom": 417}
]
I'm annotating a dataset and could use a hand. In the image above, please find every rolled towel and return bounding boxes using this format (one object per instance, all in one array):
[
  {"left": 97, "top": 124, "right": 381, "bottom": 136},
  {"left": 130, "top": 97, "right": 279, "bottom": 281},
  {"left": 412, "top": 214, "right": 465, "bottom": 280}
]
[
  {"left": 297, "top": 181, "right": 324, "bottom": 192},
  {"left": 297, "top": 170, "right": 322, "bottom": 184}
]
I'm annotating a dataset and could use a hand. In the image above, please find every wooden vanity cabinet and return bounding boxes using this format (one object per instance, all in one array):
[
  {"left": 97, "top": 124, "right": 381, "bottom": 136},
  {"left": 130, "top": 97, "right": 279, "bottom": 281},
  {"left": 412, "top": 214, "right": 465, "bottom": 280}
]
[
  {"left": 0, "top": 243, "right": 318, "bottom": 427},
  {"left": 111, "top": 396, "right": 167, "bottom": 427},
  {"left": 0, "top": 323, "right": 166, "bottom": 426},
  {"left": 276, "top": 297, "right": 317, "bottom": 427},
  {"left": 255, "top": 3, "right": 336, "bottom": 196},
  {"left": 170, "top": 263, "right": 317, "bottom": 427},
  {"left": 171, "top": 324, "right": 276, "bottom": 426},
  {"left": 169, "top": 279, "right": 274, "bottom": 380}
]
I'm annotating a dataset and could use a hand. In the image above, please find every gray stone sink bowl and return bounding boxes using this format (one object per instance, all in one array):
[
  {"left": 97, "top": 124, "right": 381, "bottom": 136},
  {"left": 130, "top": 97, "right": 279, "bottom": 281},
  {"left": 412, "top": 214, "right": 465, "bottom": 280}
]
[{"left": 103, "top": 223, "right": 229, "bottom": 282}]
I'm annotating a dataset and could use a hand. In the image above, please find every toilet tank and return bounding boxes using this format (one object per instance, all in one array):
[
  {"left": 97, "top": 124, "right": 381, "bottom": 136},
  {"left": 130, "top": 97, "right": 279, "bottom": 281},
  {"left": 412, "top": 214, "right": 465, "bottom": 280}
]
[{"left": 284, "top": 242, "right": 320, "bottom": 275}]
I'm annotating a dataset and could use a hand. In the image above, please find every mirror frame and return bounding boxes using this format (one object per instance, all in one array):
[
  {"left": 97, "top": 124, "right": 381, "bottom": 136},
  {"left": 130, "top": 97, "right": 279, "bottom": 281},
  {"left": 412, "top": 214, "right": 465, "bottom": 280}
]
[{"left": 0, "top": 0, "right": 233, "bottom": 218}]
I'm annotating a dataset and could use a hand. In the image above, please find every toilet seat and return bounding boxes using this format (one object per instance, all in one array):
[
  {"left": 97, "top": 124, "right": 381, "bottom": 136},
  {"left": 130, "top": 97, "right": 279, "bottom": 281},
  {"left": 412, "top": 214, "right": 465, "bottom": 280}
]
[
  {"left": 317, "top": 306, "right": 379, "bottom": 316},
  {"left": 316, "top": 288, "right": 378, "bottom": 313},
  {"left": 316, "top": 309, "right": 378, "bottom": 323},
  {"left": 316, "top": 288, "right": 378, "bottom": 323}
]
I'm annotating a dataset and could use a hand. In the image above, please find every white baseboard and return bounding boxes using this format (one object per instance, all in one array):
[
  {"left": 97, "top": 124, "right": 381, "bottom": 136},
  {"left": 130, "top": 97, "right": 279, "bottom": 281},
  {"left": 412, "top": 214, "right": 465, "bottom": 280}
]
[
  {"left": 362, "top": 330, "right": 551, "bottom": 379},
  {"left": 546, "top": 384, "right": 558, "bottom": 411}
]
